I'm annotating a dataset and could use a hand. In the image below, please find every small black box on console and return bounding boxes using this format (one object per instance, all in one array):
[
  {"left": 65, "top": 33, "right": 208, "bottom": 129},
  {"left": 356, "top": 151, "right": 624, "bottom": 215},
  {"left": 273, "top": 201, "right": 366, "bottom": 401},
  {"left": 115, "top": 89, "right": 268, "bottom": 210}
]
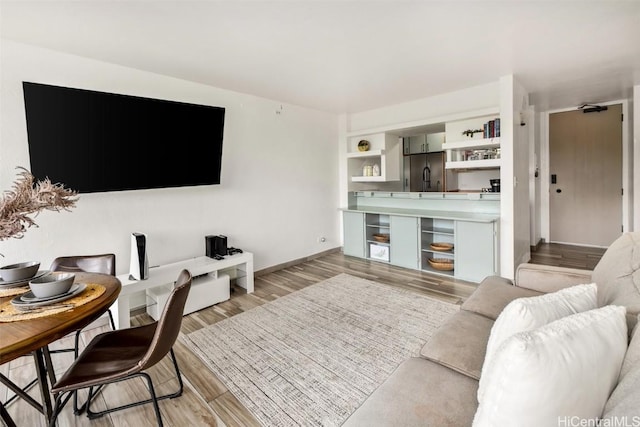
[{"left": 205, "top": 235, "right": 228, "bottom": 258}]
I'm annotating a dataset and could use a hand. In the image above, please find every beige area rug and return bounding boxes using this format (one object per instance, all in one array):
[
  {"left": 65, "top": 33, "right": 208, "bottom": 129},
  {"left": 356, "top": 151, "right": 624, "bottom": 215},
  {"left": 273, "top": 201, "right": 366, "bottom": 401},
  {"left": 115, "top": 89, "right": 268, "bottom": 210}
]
[{"left": 180, "top": 273, "right": 459, "bottom": 427}]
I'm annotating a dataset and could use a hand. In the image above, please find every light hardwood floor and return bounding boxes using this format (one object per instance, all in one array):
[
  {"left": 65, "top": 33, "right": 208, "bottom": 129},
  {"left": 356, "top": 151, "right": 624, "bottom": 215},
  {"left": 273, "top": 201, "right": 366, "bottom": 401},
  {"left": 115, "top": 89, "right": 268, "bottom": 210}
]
[
  {"left": 530, "top": 242, "right": 605, "bottom": 270},
  {"left": 1, "top": 245, "right": 600, "bottom": 426}
]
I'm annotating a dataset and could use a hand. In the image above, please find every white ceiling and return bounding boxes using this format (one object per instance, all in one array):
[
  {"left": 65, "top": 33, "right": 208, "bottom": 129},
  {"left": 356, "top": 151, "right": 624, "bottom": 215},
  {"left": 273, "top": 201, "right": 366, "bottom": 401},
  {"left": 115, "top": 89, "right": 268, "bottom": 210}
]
[{"left": 1, "top": 1, "right": 639, "bottom": 114}]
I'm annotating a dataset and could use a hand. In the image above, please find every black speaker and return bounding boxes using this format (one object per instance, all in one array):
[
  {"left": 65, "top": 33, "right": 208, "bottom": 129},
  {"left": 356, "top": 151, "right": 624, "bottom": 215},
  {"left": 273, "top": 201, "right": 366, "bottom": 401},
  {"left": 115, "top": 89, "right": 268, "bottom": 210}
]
[{"left": 206, "top": 235, "right": 227, "bottom": 258}]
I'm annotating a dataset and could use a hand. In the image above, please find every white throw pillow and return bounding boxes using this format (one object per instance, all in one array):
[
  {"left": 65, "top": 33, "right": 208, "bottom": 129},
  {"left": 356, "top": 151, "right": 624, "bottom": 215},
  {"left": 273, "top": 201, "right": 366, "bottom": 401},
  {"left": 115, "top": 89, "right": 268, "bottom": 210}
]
[
  {"left": 472, "top": 305, "right": 628, "bottom": 427},
  {"left": 478, "top": 283, "right": 597, "bottom": 401}
]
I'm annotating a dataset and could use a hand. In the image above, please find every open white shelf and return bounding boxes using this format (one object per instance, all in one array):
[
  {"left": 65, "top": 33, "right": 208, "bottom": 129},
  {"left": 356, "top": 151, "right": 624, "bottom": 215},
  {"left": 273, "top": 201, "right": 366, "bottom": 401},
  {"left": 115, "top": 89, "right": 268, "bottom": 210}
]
[
  {"left": 445, "top": 158, "right": 501, "bottom": 170},
  {"left": 442, "top": 137, "right": 500, "bottom": 151},
  {"left": 346, "top": 149, "right": 385, "bottom": 159}
]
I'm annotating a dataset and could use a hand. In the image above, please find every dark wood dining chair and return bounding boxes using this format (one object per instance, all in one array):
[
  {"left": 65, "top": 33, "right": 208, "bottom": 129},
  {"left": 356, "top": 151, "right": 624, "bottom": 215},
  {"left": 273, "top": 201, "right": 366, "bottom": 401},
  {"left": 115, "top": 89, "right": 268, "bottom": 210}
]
[{"left": 47, "top": 269, "right": 192, "bottom": 427}]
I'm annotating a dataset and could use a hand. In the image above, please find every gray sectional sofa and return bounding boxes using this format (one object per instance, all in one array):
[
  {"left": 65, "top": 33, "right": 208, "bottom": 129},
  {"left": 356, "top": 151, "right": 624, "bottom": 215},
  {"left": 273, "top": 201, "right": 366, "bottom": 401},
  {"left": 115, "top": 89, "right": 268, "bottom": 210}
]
[{"left": 344, "top": 232, "right": 640, "bottom": 426}]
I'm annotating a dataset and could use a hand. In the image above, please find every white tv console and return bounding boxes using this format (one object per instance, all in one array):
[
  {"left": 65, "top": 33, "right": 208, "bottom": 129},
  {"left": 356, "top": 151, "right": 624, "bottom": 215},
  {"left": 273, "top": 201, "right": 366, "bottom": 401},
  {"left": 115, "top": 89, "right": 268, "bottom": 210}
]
[{"left": 111, "top": 252, "right": 254, "bottom": 329}]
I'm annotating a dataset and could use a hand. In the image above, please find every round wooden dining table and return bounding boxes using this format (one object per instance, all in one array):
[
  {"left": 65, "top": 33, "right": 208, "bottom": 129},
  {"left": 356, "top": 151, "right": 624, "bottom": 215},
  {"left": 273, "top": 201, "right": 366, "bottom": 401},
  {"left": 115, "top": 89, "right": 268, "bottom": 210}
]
[{"left": 0, "top": 272, "right": 121, "bottom": 425}]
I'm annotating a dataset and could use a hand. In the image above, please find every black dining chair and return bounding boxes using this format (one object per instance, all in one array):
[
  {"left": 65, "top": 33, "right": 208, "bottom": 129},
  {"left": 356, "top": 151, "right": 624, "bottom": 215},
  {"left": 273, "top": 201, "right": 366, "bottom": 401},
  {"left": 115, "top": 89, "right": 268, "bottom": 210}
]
[{"left": 47, "top": 269, "right": 192, "bottom": 427}]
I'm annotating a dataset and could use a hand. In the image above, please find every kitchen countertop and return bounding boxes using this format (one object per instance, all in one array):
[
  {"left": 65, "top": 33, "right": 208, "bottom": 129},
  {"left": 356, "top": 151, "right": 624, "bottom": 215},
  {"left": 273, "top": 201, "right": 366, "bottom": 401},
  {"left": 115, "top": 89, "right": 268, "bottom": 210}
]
[{"left": 340, "top": 206, "right": 499, "bottom": 223}]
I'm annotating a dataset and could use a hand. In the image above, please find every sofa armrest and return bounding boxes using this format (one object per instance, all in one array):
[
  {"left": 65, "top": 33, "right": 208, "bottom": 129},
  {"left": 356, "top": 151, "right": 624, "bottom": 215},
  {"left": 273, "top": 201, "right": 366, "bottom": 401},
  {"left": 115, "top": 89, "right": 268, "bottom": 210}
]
[{"left": 515, "top": 263, "right": 593, "bottom": 293}]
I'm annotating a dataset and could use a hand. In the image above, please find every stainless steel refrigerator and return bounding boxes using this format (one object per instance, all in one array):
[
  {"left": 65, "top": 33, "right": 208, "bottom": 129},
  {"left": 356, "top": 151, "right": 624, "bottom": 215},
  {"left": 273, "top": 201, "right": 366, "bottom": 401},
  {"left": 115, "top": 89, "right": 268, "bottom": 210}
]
[{"left": 403, "top": 152, "right": 449, "bottom": 192}]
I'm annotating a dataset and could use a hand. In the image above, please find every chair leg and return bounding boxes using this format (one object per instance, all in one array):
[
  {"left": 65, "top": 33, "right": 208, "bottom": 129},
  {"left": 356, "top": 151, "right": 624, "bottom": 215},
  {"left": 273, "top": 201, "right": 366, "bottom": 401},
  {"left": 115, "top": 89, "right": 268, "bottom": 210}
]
[
  {"left": 48, "top": 391, "right": 73, "bottom": 427},
  {"left": 107, "top": 309, "right": 116, "bottom": 330},
  {"left": 0, "top": 401, "right": 17, "bottom": 427},
  {"left": 86, "top": 372, "right": 164, "bottom": 426},
  {"left": 84, "top": 348, "right": 184, "bottom": 425}
]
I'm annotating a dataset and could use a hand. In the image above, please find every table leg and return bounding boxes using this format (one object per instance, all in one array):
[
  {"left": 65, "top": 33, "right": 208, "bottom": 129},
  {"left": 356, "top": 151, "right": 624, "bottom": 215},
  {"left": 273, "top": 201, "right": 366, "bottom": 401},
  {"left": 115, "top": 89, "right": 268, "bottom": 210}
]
[
  {"left": 0, "top": 372, "right": 43, "bottom": 417},
  {"left": 43, "top": 346, "right": 57, "bottom": 386},
  {"left": 33, "top": 348, "right": 53, "bottom": 424}
]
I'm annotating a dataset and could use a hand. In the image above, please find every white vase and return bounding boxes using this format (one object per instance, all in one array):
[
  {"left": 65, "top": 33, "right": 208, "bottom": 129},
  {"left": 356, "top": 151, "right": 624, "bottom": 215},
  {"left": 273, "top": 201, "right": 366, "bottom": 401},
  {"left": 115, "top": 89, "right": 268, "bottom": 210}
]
[{"left": 372, "top": 164, "right": 380, "bottom": 176}]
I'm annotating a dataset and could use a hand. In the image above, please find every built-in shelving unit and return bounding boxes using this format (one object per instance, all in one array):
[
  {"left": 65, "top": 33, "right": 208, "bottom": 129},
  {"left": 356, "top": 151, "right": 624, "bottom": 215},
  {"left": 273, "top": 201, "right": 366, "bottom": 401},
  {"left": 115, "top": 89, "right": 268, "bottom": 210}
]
[
  {"left": 443, "top": 137, "right": 501, "bottom": 170},
  {"left": 420, "top": 218, "right": 455, "bottom": 277},
  {"left": 444, "top": 112, "right": 501, "bottom": 171},
  {"left": 365, "top": 213, "right": 390, "bottom": 262},
  {"left": 347, "top": 133, "right": 401, "bottom": 183}
]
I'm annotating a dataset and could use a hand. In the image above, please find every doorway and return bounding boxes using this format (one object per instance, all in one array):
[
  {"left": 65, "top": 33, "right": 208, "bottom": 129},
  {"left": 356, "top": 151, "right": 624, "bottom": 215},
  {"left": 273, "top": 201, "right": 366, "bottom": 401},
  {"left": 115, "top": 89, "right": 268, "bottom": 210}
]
[{"left": 548, "top": 104, "right": 622, "bottom": 247}]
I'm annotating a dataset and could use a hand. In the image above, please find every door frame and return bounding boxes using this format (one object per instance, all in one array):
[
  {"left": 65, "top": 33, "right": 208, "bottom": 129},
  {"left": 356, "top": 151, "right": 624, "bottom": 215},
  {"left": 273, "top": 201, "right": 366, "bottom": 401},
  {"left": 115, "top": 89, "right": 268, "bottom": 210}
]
[{"left": 539, "top": 99, "right": 631, "bottom": 247}]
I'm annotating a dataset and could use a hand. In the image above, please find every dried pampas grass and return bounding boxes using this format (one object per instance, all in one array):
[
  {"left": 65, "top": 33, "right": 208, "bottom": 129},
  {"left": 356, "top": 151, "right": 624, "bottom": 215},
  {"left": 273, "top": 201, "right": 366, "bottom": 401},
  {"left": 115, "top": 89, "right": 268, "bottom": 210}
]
[{"left": 0, "top": 167, "right": 78, "bottom": 241}]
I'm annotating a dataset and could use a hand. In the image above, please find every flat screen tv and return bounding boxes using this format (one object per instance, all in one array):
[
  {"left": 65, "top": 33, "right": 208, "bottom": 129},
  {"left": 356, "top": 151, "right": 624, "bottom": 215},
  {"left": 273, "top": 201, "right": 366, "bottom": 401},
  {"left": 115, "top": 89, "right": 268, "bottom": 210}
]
[{"left": 22, "top": 82, "right": 225, "bottom": 193}]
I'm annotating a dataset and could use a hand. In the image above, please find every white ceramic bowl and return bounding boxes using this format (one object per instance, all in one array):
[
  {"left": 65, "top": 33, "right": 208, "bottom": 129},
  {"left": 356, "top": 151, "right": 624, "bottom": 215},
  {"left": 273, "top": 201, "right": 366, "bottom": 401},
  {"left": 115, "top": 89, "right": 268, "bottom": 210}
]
[
  {"left": 29, "top": 272, "right": 75, "bottom": 298},
  {"left": 0, "top": 261, "right": 40, "bottom": 282}
]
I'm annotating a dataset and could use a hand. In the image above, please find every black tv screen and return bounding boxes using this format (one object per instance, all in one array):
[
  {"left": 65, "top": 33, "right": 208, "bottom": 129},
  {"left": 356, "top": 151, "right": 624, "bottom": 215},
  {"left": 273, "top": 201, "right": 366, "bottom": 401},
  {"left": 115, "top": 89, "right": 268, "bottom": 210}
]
[{"left": 22, "top": 82, "right": 225, "bottom": 193}]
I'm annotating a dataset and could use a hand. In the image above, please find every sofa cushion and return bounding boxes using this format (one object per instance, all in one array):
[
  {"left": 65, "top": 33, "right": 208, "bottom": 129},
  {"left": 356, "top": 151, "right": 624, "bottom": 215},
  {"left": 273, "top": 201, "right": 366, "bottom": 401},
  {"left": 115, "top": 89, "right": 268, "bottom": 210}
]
[
  {"left": 342, "top": 357, "right": 478, "bottom": 427},
  {"left": 592, "top": 231, "right": 640, "bottom": 331},
  {"left": 602, "top": 314, "right": 640, "bottom": 419},
  {"left": 461, "top": 275, "right": 542, "bottom": 320},
  {"left": 473, "top": 305, "right": 628, "bottom": 427},
  {"left": 420, "top": 310, "right": 493, "bottom": 380},
  {"left": 479, "top": 283, "right": 597, "bottom": 397}
]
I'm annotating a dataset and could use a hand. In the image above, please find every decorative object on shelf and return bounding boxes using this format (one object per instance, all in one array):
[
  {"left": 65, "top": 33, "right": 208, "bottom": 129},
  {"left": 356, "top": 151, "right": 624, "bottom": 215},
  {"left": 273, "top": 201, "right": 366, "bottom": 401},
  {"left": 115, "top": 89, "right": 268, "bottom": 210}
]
[
  {"left": 0, "top": 167, "right": 78, "bottom": 244},
  {"left": 373, "top": 233, "right": 390, "bottom": 243},
  {"left": 362, "top": 165, "right": 374, "bottom": 177},
  {"left": 357, "top": 140, "right": 370, "bottom": 152},
  {"left": 430, "top": 242, "right": 453, "bottom": 252},
  {"left": 462, "top": 129, "right": 483, "bottom": 138},
  {"left": 483, "top": 118, "right": 501, "bottom": 137},
  {"left": 372, "top": 163, "right": 380, "bottom": 177},
  {"left": 428, "top": 258, "right": 454, "bottom": 271}
]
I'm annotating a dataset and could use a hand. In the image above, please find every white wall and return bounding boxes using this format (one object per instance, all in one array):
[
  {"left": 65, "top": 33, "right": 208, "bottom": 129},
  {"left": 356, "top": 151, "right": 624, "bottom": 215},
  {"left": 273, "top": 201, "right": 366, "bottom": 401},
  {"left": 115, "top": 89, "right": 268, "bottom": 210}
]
[
  {"left": 0, "top": 41, "right": 340, "bottom": 284},
  {"left": 498, "top": 75, "right": 531, "bottom": 279},
  {"left": 634, "top": 85, "right": 640, "bottom": 230},
  {"left": 346, "top": 82, "right": 500, "bottom": 133}
]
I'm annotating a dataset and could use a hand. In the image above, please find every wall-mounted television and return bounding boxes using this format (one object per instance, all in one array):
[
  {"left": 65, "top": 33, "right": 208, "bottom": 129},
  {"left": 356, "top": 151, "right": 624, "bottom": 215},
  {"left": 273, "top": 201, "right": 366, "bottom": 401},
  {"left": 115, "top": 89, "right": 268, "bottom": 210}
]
[{"left": 22, "top": 82, "right": 225, "bottom": 193}]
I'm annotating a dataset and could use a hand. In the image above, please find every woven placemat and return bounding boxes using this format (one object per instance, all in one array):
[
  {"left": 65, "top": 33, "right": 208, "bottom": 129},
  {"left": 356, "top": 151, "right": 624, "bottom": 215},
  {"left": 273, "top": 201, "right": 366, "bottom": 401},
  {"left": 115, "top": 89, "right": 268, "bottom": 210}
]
[
  {"left": 0, "top": 286, "right": 30, "bottom": 298},
  {"left": 0, "top": 283, "right": 106, "bottom": 323}
]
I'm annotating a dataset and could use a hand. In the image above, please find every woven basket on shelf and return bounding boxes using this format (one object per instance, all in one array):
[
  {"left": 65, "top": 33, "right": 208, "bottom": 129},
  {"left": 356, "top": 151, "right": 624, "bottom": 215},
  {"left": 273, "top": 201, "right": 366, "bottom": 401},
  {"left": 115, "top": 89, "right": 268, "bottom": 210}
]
[
  {"left": 430, "top": 242, "right": 453, "bottom": 252},
  {"left": 428, "top": 258, "right": 454, "bottom": 271},
  {"left": 372, "top": 234, "right": 390, "bottom": 243}
]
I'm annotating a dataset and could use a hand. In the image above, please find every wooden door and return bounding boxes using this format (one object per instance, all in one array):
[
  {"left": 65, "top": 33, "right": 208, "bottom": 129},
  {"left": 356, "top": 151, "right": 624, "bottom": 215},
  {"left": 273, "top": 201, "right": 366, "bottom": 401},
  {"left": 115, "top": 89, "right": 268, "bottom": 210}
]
[{"left": 549, "top": 104, "right": 622, "bottom": 246}]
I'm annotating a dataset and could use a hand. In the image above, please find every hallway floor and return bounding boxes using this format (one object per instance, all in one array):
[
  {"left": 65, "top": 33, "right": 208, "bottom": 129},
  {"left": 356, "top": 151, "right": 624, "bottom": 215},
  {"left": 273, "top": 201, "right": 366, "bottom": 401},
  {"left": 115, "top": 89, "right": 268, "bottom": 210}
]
[{"left": 529, "top": 242, "right": 606, "bottom": 271}]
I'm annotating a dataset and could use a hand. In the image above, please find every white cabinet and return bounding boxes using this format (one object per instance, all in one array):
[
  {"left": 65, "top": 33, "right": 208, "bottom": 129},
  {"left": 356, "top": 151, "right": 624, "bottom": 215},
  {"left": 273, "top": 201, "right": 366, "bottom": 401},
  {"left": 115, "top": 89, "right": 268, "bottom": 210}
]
[
  {"left": 114, "top": 253, "right": 254, "bottom": 329},
  {"left": 342, "top": 207, "right": 498, "bottom": 283},
  {"left": 347, "top": 133, "right": 401, "bottom": 182},
  {"left": 390, "top": 216, "right": 419, "bottom": 269},
  {"left": 455, "top": 221, "right": 498, "bottom": 282},
  {"left": 343, "top": 211, "right": 366, "bottom": 257}
]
